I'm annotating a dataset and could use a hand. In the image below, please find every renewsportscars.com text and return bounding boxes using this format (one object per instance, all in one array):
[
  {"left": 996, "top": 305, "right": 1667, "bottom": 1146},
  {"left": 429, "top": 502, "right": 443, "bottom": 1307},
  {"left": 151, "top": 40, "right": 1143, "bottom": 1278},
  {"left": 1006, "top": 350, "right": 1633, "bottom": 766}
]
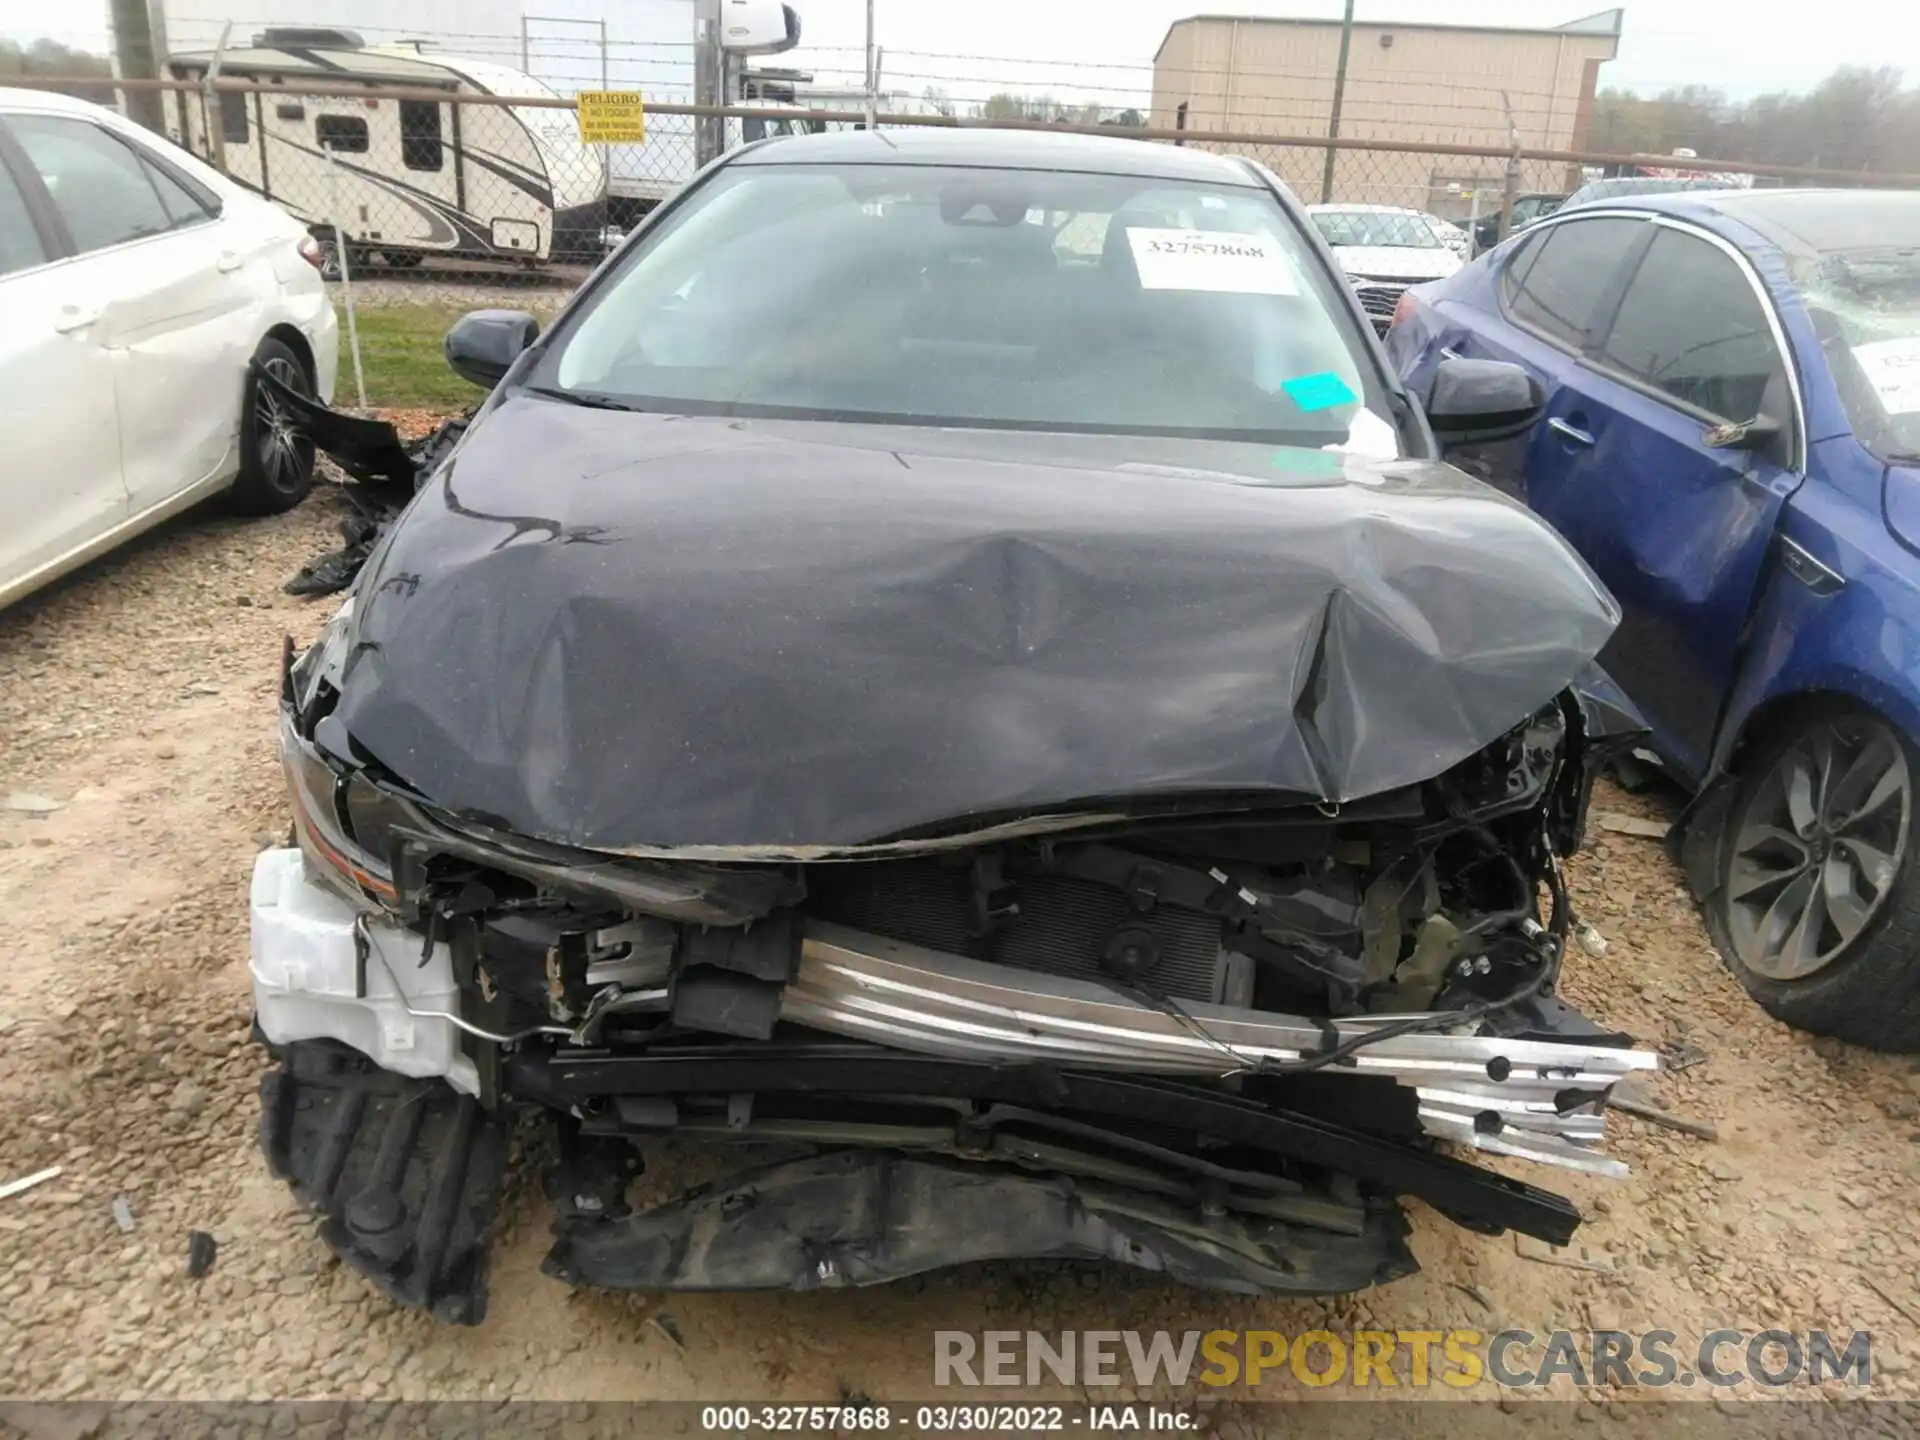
[{"left": 933, "top": 1329, "right": 1874, "bottom": 1390}]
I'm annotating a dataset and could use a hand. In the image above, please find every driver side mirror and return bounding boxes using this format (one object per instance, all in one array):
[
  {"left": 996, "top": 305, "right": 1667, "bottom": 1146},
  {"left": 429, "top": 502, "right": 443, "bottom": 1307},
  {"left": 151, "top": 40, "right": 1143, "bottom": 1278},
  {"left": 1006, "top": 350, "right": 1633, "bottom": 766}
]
[
  {"left": 1425, "top": 357, "right": 1544, "bottom": 448},
  {"left": 444, "top": 310, "right": 539, "bottom": 390}
]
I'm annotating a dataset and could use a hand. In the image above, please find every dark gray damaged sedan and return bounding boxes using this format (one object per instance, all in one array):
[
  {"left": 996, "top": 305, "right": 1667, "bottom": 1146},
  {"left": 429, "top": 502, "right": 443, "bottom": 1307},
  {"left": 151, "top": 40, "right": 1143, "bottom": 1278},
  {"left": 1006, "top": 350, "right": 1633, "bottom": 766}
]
[{"left": 253, "top": 129, "right": 1656, "bottom": 1322}]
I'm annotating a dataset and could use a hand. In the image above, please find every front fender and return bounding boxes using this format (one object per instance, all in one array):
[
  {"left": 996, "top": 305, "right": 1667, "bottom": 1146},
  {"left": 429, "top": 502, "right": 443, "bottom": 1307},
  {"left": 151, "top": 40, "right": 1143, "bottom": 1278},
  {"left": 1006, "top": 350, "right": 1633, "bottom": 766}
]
[{"left": 1712, "top": 538, "right": 1920, "bottom": 781}]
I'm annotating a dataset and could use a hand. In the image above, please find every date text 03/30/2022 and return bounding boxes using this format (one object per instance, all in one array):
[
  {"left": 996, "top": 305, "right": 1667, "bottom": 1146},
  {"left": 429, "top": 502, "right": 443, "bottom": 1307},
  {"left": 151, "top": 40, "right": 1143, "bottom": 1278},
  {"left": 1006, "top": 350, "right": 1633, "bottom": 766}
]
[{"left": 699, "top": 1405, "right": 1196, "bottom": 1432}]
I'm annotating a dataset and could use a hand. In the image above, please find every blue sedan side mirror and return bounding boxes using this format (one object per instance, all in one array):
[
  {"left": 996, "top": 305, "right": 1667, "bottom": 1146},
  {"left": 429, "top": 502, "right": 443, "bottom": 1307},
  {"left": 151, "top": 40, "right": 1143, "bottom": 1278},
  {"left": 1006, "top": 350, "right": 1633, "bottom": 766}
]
[{"left": 1426, "top": 357, "right": 1544, "bottom": 448}]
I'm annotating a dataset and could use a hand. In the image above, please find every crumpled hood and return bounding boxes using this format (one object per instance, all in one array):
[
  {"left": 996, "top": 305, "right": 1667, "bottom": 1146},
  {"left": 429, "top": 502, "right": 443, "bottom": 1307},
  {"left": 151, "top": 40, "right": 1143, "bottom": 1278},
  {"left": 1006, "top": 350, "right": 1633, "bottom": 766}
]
[{"left": 334, "top": 395, "right": 1617, "bottom": 854}]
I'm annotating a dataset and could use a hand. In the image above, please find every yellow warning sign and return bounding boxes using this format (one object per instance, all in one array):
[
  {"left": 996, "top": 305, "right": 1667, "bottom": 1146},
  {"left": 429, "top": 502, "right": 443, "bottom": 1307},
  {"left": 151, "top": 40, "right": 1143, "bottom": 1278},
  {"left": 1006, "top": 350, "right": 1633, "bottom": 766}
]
[{"left": 576, "top": 91, "right": 646, "bottom": 144}]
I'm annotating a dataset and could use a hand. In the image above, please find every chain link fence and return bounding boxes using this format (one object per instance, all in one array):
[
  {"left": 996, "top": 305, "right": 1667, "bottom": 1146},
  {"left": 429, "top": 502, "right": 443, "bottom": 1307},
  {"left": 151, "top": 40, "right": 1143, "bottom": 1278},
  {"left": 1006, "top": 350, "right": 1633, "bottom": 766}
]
[{"left": 19, "top": 76, "right": 1918, "bottom": 411}]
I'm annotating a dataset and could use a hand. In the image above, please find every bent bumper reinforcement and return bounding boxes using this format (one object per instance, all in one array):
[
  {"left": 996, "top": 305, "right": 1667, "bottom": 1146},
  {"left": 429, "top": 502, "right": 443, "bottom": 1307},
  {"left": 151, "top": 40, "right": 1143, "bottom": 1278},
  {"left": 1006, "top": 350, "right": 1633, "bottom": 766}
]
[{"left": 786, "top": 923, "right": 1657, "bottom": 1177}]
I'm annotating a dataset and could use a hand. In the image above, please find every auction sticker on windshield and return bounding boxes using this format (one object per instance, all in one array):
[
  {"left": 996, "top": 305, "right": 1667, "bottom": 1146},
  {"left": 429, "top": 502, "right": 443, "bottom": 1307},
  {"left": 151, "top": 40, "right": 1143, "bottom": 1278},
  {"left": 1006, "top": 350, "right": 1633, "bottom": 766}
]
[
  {"left": 1127, "top": 228, "right": 1298, "bottom": 295},
  {"left": 1853, "top": 337, "right": 1920, "bottom": 415}
]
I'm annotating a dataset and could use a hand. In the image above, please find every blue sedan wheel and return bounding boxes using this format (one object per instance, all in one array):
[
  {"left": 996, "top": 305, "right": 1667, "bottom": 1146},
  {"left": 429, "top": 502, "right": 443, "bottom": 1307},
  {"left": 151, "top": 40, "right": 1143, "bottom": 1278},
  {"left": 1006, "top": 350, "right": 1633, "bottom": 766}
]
[{"left": 1721, "top": 712, "right": 1920, "bottom": 1049}]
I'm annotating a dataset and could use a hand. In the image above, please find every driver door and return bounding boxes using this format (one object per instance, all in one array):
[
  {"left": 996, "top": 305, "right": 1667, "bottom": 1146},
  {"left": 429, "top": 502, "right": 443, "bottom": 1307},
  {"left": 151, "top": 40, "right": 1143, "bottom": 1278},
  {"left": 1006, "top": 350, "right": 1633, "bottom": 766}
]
[{"left": 1527, "top": 220, "right": 1802, "bottom": 780}]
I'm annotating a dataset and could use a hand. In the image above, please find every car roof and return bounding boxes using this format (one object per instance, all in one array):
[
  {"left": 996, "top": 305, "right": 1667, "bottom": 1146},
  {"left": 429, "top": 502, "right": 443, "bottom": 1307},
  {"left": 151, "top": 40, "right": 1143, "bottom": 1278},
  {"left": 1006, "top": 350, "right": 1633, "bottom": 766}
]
[
  {"left": 1305, "top": 203, "right": 1423, "bottom": 215},
  {"left": 731, "top": 126, "right": 1268, "bottom": 186},
  {"left": 1588, "top": 187, "right": 1920, "bottom": 259},
  {"left": 0, "top": 86, "right": 113, "bottom": 116}
]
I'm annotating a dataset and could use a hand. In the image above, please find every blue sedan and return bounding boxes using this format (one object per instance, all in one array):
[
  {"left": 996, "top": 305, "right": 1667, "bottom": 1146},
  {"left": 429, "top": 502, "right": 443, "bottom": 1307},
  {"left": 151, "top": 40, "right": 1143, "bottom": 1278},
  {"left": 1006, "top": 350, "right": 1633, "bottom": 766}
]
[{"left": 1387, "top": 189, "right": 1920, "bottom": 1050}]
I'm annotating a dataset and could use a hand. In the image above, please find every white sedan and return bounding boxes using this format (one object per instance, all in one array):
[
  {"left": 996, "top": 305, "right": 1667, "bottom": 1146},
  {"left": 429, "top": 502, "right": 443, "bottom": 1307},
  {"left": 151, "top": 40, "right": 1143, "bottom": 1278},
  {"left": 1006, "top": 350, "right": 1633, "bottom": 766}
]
[
  {"left": 0, "top": 86, "right": 338, "bottom": 610},
  {"left": 1305, "top": 203, "right": 1466, "bottom": 335}
]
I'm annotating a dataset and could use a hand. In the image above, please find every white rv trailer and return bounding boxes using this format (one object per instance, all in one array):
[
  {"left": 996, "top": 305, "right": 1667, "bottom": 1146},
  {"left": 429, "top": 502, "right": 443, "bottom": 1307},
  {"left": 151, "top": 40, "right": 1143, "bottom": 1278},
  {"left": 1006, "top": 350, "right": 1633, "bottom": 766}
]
[
  {"left": 165, "top": 30, "right": 613, "bottom": 270},
  {"left": 156, "top": 1, "right": 804, "bottom": 224}
]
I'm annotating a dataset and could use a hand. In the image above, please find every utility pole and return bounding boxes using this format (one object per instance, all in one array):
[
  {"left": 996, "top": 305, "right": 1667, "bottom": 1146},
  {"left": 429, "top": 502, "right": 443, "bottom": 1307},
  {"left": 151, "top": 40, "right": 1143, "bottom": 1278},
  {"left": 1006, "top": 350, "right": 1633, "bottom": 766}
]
[
  {"left": 1497, "top": 89, "right": 1521, "bottom": 243},
  {"left": 864, "top": 0, "right": 877, "bottom": 129},
  {"left": 694, "top": 0, "right": 723, "bottom": 166},
  {"left": 109, "top": 0, "right": 165, "bottom": 132},
  {"left": 1319, "top": 0, "right": 1355, "bottom": 203}
]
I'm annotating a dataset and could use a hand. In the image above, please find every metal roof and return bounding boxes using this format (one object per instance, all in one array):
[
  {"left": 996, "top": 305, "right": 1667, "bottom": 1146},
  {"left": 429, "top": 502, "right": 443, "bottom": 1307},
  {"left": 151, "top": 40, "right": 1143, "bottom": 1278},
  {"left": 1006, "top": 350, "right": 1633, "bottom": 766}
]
[
  {"left": 164, "top": 44, "right": 463, "bottom": 90},
  {"left": 1155, "top": 9, "right": 1624, "bottom": 61},
  {"left": 732, "top": 126, "right": 1268, "bottom": 185}
]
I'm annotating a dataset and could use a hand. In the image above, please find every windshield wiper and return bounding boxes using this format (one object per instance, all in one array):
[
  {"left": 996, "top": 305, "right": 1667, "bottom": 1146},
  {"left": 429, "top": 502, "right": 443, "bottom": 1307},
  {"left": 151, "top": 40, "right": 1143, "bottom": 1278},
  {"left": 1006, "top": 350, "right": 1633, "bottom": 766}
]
[{"left": 524, "top": 385, "right": 643, "bottom": 413}]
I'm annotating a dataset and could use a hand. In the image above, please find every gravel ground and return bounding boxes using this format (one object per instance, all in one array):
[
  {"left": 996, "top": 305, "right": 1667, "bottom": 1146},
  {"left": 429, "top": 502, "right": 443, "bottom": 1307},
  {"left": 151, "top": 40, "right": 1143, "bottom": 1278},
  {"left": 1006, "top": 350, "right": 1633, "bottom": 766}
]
[{"left": 3, "top": 440, "right": 1920, "bottom": 1414}]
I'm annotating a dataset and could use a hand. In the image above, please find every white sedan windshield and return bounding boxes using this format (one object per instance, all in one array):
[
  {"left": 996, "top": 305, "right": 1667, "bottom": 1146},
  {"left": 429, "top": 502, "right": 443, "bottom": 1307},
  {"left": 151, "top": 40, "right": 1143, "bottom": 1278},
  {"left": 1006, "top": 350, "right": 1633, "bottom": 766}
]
[
  {"left": 550, "top": 162, "right": 1390, "bottom": 446},
  {"left": 1311, "top": 210, "right": 1442, "bottom": 250}
]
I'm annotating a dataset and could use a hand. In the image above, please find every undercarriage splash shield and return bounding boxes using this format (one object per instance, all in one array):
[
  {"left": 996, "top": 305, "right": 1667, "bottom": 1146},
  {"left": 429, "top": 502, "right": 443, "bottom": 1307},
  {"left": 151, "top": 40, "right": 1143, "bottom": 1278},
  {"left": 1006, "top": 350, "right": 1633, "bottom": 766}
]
[{"left": 543, "top": 1150, "right": 1417, "bottom": 1295}]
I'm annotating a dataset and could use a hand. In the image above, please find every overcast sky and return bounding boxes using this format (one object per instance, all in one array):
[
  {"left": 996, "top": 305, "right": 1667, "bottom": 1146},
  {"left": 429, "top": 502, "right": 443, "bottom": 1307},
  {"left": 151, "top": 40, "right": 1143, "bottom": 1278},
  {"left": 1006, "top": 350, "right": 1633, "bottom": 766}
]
[{"left": 1, "top": 0, "right": 1906, "bottom": 102}]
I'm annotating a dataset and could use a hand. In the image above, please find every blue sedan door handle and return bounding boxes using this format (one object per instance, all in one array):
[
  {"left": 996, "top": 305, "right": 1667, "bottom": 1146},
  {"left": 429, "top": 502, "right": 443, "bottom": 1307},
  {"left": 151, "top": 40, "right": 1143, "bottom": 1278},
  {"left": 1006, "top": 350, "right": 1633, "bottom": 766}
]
[{"left": 1548, "top": 417, "right": 1595, "bottom": 447}]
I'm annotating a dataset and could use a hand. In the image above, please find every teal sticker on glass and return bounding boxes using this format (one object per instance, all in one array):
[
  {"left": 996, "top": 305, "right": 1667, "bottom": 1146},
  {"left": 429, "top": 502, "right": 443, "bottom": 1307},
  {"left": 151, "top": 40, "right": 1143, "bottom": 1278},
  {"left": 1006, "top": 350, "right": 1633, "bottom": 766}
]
[
  {"left": 1282, "top": 371, "right": 1358, "bottom": 412},
  {"left": 1269, "top": 448, "right": 1344, "bottom": 477}
]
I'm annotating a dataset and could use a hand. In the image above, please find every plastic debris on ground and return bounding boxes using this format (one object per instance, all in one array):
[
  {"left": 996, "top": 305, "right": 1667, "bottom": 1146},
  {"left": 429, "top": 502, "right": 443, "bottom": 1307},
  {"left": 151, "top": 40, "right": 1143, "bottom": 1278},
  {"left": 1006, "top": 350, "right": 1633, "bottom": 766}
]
[{"left": 256, "top": 363, "right": 476, "bottom": 598}]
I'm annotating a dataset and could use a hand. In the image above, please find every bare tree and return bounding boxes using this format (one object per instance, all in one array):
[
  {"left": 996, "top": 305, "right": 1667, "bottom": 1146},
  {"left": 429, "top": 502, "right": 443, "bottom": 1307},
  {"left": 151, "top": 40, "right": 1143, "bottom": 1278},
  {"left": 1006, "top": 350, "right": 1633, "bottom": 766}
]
[
  {"left": 1590, "top": 65, "right": 1920, "bottom": 172},
  {"left": 0, "top": 38, "right": 117, "bottom": 107}
]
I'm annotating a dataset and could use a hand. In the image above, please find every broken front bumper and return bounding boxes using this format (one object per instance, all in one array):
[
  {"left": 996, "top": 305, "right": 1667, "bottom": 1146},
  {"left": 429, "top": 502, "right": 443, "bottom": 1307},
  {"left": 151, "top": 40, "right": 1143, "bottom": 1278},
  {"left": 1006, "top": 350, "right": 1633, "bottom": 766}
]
[
  {"left": 251, "top": 847, "right": 1655, "bottom": 1311},
  {"left": 252, "top": 849, "right": 1653, "bottom": 1177}
]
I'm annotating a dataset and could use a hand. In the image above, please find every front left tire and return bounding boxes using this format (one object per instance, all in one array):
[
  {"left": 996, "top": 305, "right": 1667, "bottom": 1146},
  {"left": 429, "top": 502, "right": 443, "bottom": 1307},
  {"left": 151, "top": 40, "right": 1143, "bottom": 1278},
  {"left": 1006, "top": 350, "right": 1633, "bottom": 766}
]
[{"left": 229, "top": 336, "right": 317, "bottom": 516}]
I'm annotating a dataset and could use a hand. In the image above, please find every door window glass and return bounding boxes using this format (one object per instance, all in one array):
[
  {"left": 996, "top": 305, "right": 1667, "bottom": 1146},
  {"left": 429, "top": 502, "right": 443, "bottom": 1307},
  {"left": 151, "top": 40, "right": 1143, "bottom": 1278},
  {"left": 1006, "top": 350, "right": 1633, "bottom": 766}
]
[
  {"left": 1500, "top": 216, "right": 1644, "bottom": 348},
  {"left": 143, "top": 157, "right": 215, "bottom": 226},
  {"left": 0, "top": 158, "right": 47, "bottom": 275},
  {"left": 316, "top": 115, "right": 369, "bottom": 154},
  {"left": 398, "top": 101, "right": 443, "bottom": 171},
  {"left": 7, "top": 114, "right": 174, "bottom": 254},
  {"left": 1600, "top": 228, "right": 1788, "bottom": 424}
]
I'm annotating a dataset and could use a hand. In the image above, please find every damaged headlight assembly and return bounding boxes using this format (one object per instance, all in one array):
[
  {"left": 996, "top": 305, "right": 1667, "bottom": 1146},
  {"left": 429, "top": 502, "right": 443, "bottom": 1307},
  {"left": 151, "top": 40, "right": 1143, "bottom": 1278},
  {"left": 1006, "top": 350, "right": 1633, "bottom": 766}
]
[{"left": 252, "top": 604, "right": 1659, "bottom": 1322}]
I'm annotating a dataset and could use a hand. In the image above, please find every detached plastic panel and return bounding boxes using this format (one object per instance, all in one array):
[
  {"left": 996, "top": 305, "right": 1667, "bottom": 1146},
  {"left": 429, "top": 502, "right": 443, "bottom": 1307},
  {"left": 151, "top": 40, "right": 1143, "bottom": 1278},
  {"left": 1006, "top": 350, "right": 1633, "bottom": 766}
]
[{"left": 249, "top": 847, "right": 480, "bottom": 1096}]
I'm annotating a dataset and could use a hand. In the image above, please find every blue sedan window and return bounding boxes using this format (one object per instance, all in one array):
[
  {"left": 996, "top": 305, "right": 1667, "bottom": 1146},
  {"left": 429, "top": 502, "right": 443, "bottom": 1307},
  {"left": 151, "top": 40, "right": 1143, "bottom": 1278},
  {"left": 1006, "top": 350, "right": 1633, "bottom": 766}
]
[
  {"left": 1599, "top": 228, "right": 1786, "bottom": 425},
  {"left": 1501, "top": 217, "right": 1644, "bottom": 349}
]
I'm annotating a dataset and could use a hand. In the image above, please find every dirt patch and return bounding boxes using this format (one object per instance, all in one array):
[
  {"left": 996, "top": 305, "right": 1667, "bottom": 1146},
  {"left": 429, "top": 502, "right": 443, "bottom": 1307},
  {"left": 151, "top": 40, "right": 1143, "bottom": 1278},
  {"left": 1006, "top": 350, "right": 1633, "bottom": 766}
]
[{"left": 2, "top": 459, "right": 1918, "bottom": 1407}]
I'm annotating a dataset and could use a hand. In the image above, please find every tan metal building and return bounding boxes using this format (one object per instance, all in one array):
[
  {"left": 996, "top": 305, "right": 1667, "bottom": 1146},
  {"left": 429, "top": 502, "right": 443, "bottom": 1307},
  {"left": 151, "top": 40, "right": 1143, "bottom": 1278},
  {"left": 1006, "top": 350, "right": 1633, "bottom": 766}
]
[{"left": 1150, "top": 9, "right": 1622, "bottom": 214}]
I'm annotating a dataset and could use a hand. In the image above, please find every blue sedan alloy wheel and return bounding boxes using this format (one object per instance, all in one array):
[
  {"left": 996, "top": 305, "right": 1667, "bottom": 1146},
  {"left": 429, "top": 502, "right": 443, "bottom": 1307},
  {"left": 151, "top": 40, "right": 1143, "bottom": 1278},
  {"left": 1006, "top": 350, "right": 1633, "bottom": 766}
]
[
  {"left": 1720, "top": 712, "right": 1920, "bottom": 1049},
  {"left": 1728, "top": 716, "right": 1910, "bottom": 979}
]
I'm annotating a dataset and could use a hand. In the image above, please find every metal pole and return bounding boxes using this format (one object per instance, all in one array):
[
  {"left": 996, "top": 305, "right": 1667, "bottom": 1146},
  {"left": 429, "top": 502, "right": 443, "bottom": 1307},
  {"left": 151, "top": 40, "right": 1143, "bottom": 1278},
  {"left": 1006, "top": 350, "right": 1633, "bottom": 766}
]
[
  {"left": 599, "top": 19, "right": 608, "bottom": 91},
  {"left": 864, "top": 0, "right": 877, "bottom": 129},
  {"left": 694, "top": 0, "right": 722, "bottom": 165},
  {"left": 324, "top": 146, "right": 369, "bottom": 413},
  {"left": 1497, "top": 90, "right": 1521, "bottom": 243},
  {"left": 1319, "top": 0, "right": 1354, "bottom": 203},
  {"left": 520, "top": 17, "right": 529, "bottom": 73},
  {"left": 109, "top": 0, "right": 165, "bottom": 131},
  {"left": 203, "top": 21, "right": 232, "bottom": 174}
]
